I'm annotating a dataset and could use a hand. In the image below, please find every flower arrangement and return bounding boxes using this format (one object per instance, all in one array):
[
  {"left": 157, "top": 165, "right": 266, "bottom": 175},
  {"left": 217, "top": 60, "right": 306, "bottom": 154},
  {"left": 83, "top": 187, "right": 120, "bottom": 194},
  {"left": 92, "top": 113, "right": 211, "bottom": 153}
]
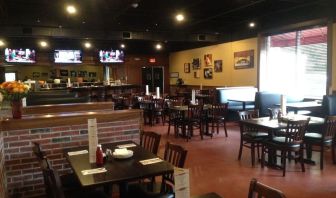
[{"left": 0, "top": 81, "right": 30, "bottom": 101}]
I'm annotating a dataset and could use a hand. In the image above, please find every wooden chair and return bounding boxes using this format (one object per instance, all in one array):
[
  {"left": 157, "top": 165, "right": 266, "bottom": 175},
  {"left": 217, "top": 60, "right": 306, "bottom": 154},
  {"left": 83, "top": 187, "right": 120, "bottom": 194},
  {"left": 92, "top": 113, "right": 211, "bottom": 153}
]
[
  {"left": 261, "top": 118, "right": 310, "bottom": 176},
  {"left": 304, "top": 115, "right": 336, "bottom": 169},
  {"left": 140, "top": 131, "right": 161, "bottom": 155},
  {"left": 152, "top": 98, "right": 165, "bottom": 125},
  {"left": 208, "top": 102, "right": 229, "bottom": 137},
  {"left": 182, "top": 104, "right": 204, "bottom": 141},
  {"left": 40, "top": 157, "right": 109, "bottom": 198},
  {"left": 238, "top": 110, "right": 268, "bottom": 166},
  {"left": 127, "top": 142, "right": 187, "bottom": 197},
  {"left": 248, "top": 178, "right": 286, "bottom": 198}
]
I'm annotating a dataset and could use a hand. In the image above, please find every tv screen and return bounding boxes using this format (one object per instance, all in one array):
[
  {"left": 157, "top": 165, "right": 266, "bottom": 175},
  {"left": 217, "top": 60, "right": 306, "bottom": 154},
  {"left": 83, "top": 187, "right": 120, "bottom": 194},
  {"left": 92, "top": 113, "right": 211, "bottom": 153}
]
[
  {"left": 54, "top": 50, "right": 82, "bottom": 63},
  {"left": 99, "top": 49, "right": 124, "bottom": 63},
  {"left": 4, "top": 48, "right": 36, "bottom": 63}
]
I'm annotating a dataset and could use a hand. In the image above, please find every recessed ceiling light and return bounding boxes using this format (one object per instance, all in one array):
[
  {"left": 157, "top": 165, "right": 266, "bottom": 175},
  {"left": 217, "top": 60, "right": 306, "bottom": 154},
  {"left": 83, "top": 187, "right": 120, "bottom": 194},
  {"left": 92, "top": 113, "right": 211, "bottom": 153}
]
[
  {"left": 175, "top": 14, "right": 185, "bottom": 22},
  {"left": 84, "top": 42, "right": 91, "bottom": 48},
  {"left": 40, "top": 41, "right": 48, "bottom": 47},
  {"left": 155, "top": 43, "right": 162, "bottom": 50},
  {"left": 249, "top": 22, "right": 255, "bottom": 28},
  {"left": 0, "top": 40, "right": 5, "bottom": 46},
  {"left": 82, "top": 21, "right": 86, "bottom": 24},
  {"left": 120, "top": 44, "right": 125, "bottom": 49},
  {"left": 66, "top": 5, "right": 77, "bottom": 14}
]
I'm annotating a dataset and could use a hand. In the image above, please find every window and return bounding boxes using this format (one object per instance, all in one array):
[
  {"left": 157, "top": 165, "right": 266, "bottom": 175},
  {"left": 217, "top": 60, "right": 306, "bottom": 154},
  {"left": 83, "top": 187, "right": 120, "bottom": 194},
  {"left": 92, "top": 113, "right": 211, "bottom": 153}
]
[{"left": 259, "top": 26, "right": 328, "bottom": 98}]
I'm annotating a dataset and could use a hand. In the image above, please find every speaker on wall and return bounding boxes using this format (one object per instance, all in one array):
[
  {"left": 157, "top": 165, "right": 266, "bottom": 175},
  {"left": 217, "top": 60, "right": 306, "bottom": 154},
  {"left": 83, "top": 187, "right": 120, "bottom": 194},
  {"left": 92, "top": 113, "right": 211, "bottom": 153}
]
[
  {"left": 198, "top": 34, "right": 206, "bottom": 41},
  {"left": 122, "top": 32, "right": 132, "bottom": 39}
]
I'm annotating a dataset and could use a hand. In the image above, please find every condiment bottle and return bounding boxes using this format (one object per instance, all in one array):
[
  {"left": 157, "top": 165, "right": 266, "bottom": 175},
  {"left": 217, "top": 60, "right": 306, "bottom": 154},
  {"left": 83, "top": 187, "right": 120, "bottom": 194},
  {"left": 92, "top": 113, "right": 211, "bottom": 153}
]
[{"left": 96, "top": 144, "right": 104, "bottom": 166}]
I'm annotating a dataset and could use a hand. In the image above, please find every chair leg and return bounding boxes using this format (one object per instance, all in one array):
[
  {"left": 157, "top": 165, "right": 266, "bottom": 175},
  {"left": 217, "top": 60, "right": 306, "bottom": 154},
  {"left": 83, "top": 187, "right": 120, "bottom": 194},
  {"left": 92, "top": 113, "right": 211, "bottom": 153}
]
[
  {"left": 261, "top": 145, "right": 265, "bottom": 168},
  {"left": 306, "top": 143, "right": 312, "bottom": 160},
  {"left": 223, "top": 121, "right": 228, "bottom": 137},
  {"left": 300, "top": 146, "right": 305, "bottom": 173},
  {"left": 332, "top": 141, "right": 336, "bottom": 164},
  {"left": 251, "top": 143, "right": 255, "bottom": 166},
  {"left": 320, "top": 144, "right": 324, "bottom": 170},
  {"left": 238, "top": 139, "right": 243, "bottom": 160},
  {"left": 282, "top": 151, "right": 286, "bottom": 177}
]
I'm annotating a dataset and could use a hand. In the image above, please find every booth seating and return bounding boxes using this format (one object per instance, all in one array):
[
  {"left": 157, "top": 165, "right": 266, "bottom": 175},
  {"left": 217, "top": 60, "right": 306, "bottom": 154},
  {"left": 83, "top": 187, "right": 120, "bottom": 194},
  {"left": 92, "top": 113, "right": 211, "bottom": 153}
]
[
  {"left": 26, "top": 91, "right": 90, "bottom": 106},
  {"left": 322, "top": 95, "right": 336, "bottom": 116},
  {"left": 216, "top": 86, "right": 257, "bottom": 120},
  {"left": 254, "top": 91, "right": 305, "bottom": 117}
]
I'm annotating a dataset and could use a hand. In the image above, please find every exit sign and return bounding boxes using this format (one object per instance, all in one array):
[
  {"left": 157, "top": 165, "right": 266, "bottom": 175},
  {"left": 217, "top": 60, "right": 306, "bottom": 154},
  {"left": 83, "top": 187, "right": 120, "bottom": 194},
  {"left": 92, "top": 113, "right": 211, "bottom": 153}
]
[{"left": 149, "top": 58, "right": 156, "bottom": 63}]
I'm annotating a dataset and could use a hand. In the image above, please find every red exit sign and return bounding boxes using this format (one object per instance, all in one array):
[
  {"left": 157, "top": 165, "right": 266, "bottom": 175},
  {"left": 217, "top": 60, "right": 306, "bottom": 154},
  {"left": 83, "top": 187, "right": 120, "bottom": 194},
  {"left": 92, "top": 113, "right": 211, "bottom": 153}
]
[{"left": 149, "top": 58, "right": 156, "bottom": 63}]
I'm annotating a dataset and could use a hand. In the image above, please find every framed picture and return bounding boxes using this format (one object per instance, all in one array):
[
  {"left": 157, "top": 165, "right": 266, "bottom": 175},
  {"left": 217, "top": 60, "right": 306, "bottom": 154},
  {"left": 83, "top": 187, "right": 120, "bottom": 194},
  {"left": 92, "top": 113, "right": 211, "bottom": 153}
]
[
  {"left": 194, "top": 70, "right": 200, "bottom": 78},
  {"left": 204, "top": 54, "right": 212, "bottom": 66},
  {"left": 192, "top": 58, "right": 201, "bottom": 70},
  {"left": 170, "top": 72, "right": 179, "bottom": 78},
  {"left": 70, "top": 71, "right": 77, "bottom": 77},
  {"left": 32, "top": 72, "right": 40, "bottom": 78},
  {"left": 234, "top": 50, "right": 254, "bottom": 69},
  {"left": 60, "top": 69, "right": 68, "bottom": 76},
  {"left": 78, "top": 71, "right": 87, "bottom": 77},
  {"left": 214, "top": 60, "right": 223, "bottom": 72},
  {"left": 204, "top": 68, "right": 213, "bottom": 79},
  {"left": 89, "top": 72, "right": 97, "bottom": 77},
  {"left": 184, "top": 63, "right": 190, "bottom": 73}
]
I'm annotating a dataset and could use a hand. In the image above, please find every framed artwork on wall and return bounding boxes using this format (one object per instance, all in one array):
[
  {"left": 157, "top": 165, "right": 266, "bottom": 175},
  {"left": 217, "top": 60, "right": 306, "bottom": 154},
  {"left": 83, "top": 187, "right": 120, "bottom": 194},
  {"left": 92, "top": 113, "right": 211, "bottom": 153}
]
[
  {"left": 214, "top": 60, "right": 222, "bottom": 72},
  {"left": 32, "top": 72, "right": 40, "bottom": 78},
  {"left": 192, "top": 58, "right": 201, "bottom": 70},
  {"left": 170, "top": 72, "right": 179, "bottom": 78},
  {"left": 60, "top": 69, "right": 68, "bottom": 76},
  {"left": 70, "top": 71, "right": 77, "bottom": 77},
  {"left": 204, "top": 54, "right": 212, "bottom": 66},
  {"left": 234, "top": 50, "right": 254, "bottom": 69},
  {"left": 78, "top": 71, "right": 87, "bottom": 77},
  {"left": 194, "top": 70, "right": 200, "bottom": 78},
  {"left": 184, "top": 63, "right": 190, "bottom": 73},
  {"left": 89, "top": 72, "right": 97, "bottom": 77},
  {"left": 204, "top": 68, "right": 213, "bottom": 79}
]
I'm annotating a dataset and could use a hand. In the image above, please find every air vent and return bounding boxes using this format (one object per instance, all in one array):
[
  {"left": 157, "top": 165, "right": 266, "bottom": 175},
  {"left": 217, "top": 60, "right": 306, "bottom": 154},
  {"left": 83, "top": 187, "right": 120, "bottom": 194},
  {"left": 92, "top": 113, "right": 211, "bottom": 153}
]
[
  {"left": 122, "top": 32, "right": 132, "bottom": 39},
  {"left": 22, "top": 27, "right": 32, "bottom": 35},
  {"left": 198, "top": 34, "right": 206, "bottom": 41}
]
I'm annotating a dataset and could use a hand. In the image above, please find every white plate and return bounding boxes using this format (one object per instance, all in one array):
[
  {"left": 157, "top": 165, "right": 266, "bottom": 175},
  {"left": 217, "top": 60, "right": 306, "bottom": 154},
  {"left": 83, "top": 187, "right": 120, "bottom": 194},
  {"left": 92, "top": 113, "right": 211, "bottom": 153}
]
[{"left": 112, "top": 150, "right": 133, "bottom": 159}]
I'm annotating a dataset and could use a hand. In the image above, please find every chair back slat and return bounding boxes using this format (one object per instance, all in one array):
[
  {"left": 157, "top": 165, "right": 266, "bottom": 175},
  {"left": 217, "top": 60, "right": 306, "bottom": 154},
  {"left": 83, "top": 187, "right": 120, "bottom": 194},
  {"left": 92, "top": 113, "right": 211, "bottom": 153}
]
[
  {"left": 284, "top": 118, "right": 310, "bottom": 143},
  {"left": 323, "top": 115, "right": 336, "bottom": 139},
  {"left": 187, "top": 104, "right": 203, "bottom": 119},
  {"left": 140, "top": 131, "right": 161, "bottom": 155},
  {"left": 248, "top": 178, "right": 286, "bottom": 198},
  {"left": 238, "top": 110, "right": 260, "bottom": 133},
  {"left": 211, "top": 102, "right": 228, "bottom": 118}
]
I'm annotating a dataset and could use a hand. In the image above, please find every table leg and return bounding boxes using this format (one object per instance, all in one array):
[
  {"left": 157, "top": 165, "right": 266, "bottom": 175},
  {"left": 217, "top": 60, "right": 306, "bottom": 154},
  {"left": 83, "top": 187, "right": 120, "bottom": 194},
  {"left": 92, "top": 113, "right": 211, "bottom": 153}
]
[{"left": 119, "top": 182, "right": 128, "bottom": 198}]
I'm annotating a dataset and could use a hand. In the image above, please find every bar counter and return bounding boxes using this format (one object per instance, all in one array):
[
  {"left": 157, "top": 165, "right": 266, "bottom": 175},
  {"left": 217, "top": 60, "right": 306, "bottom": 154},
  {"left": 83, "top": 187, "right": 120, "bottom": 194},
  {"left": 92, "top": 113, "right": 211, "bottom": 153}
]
[{"left": 0, "top": 107, "right": 143, "bottom": 198}]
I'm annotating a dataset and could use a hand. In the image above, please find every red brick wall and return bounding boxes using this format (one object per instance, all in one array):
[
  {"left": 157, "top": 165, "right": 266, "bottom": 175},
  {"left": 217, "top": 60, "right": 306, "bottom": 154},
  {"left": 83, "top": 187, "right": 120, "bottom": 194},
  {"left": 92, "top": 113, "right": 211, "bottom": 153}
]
[
  {"left": 1, "top": 119, "right": 141, "bottom": 197},
  {"left": 0, "top": 131, "right": 7, "bottom": 198}
]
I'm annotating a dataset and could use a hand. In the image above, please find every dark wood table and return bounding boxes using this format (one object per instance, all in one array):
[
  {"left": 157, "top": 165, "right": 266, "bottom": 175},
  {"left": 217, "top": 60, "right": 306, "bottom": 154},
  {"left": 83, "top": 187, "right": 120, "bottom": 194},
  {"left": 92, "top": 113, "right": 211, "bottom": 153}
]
[
  {"left": 275, "top": 101, "right": 322, "bottom": 114},
  {"left": 239, "top": 115, "right": 325, "bottom": 165},
  {"left": 228, "top": 98, "right": 255, "bottom": 110},
  {"left": 65, "top": 141, "right": 174, "bottom": 198}
]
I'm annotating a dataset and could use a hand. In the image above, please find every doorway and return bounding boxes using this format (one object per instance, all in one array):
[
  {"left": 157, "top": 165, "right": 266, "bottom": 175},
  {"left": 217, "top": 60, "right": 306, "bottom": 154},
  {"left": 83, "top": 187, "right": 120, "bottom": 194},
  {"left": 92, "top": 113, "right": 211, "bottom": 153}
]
[{"left": 141, "top": 67, "right": 164, "bottom": 94}]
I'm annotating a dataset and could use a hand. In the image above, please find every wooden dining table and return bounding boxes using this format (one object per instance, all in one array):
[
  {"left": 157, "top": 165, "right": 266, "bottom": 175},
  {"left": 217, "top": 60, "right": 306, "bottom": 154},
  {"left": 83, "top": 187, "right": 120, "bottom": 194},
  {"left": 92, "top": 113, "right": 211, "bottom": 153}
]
[{"left": 64, "top": 140, "right": 174, "bottom": 198}]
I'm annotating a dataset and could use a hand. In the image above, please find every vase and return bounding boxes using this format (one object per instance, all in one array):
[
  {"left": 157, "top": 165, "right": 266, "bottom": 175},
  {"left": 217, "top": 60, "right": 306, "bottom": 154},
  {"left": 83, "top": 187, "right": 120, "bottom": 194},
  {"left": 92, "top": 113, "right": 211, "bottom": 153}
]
[{"left": 11, "top": 100, "right": 22, "bottom": 119}]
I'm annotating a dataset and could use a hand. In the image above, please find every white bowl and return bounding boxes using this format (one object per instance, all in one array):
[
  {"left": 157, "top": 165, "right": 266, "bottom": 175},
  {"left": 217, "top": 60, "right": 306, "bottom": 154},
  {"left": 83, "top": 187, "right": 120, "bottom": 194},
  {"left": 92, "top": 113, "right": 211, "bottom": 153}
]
[{"left": 112, "top": 150, "right": 133, "bottom": 159}]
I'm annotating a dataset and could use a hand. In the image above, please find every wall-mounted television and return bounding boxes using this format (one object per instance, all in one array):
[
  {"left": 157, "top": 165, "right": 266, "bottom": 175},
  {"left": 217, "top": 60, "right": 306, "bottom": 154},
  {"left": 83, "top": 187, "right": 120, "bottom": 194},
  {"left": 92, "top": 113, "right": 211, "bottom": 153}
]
[
  {"left": 4, "top": 48, "right": 36, "bottom": 63},
  {"left": 99, "top": 49, "right": 124, "bottom": 63},
  {"left": 54, "top": 50, "right": 82, "bottom": 63}
]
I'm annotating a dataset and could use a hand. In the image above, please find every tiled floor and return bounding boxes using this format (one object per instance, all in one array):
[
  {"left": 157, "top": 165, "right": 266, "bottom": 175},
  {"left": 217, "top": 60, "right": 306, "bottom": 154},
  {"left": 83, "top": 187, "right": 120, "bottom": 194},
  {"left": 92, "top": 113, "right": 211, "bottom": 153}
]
[{"left": 143, "top": 122, "right": 336, "bottom": 198}]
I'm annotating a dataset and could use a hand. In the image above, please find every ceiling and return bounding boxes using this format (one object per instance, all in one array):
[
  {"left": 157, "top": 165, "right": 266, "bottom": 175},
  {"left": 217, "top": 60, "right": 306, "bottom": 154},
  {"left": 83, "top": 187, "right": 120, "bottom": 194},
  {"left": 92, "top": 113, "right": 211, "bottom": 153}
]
[{"left": 0, "top": 0, "right": 334, "bottom": 53}]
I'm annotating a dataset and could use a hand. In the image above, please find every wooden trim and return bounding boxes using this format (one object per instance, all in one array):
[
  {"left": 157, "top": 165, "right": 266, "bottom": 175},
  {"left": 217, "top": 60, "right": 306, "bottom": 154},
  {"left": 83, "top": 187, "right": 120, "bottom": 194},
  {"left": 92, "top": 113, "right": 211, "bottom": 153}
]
[
  {"left": 23, "top": 102, "right": 115, "bottom": 115},
  {"left": 1, "top": 109, "right": 143, "bottom": 131}
]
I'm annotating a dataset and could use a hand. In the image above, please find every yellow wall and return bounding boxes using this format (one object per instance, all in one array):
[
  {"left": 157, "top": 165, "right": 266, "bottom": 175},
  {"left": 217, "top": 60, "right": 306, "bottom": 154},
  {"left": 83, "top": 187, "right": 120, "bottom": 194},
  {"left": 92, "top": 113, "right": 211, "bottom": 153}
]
[
  {"left": 169, "top": 38, "right": 258, "bottom": 87},
  {"left": 332, "top": 23, "right": 336, "bottom": 91}
]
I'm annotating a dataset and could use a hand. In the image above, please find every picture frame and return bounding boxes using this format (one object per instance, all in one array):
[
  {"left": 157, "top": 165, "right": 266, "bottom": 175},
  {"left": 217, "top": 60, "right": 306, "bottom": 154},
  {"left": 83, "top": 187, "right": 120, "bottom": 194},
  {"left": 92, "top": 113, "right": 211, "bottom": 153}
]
[
  {"left": 32, "top": 72, "right": 40, "bottom": 78},
  {"left": 234, "top": 50, "right": 254, "bottom": 69},
  {"left": 204, "top": 54, "right": 212, "bottom": 66},
  {"left": 192, "top": 58, "right": 201, "bottom": 70},
  {"left": 170, "top": 72, "right": 179, "bottom": 78},
  {"left": 194, "top": 70, "right": 200, "bottom": 78},
  {"left": 89, "top": 72, "right": 97, "bottom": 77},
  {"left": 60, "top": 69, "right": 68, "bottom": 77},
  {"left": 214, "top": 60, "right": 223, "bottom": 72},
  {"left": 78, "top": 71, "right": 87, "bottom": 77},
  {"left": 184, "top": 63, "right": 190, "bottom": 73},
  {"left": 204, "top": 68, "right": 213, "bottom": 79},
  {"left": 70, "top": 71, "right": 77, "bottom": 77}
]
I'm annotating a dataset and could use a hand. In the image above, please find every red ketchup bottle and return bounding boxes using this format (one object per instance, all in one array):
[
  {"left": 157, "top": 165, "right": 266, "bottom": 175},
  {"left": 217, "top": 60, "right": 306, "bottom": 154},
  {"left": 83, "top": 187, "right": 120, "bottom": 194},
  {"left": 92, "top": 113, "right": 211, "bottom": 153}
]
[{"left": 96, "top": 144, "right": 104, "bottom": 167}]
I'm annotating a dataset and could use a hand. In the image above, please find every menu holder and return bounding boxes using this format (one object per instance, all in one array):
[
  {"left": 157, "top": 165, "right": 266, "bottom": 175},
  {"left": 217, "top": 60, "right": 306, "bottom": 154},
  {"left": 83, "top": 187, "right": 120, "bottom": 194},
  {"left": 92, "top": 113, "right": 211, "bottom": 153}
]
[
  {"left": 174, "top": 167, "right": 190, "bottom": 198},
  {"left": 88, "top": 118, "right": 98, "bottom": 163}
]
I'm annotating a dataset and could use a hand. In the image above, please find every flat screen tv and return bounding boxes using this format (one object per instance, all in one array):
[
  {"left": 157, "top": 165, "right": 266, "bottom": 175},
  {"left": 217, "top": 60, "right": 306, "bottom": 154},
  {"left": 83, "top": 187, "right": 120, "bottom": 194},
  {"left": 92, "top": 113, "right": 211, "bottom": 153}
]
[
  {"left": 4, "top": 48, "right": 36, "bottom": 63},
  {"left": 99, "top": 49, "right": 124, "bottom": 63},
  {"left": 54, "top": 50, "right": 82, "bottom": 63}
]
